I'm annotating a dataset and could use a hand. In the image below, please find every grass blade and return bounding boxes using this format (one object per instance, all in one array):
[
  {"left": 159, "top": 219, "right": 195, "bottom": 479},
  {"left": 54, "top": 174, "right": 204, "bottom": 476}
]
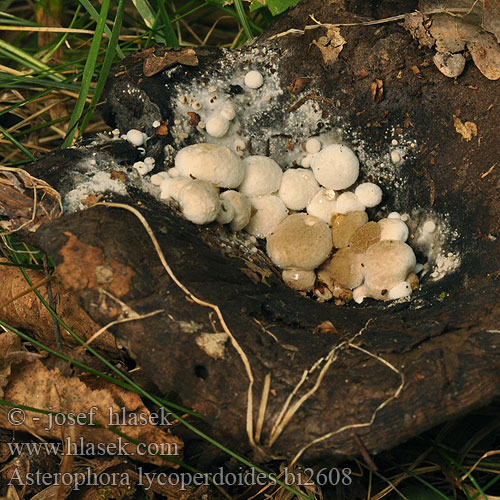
[
  {"left": 62, "top": 0, "right": 111, "bottom": 147},
  {"left": 0, "top": 125, "right": 35, "bottom": 160},
  {"left": 233, "top": 0, "right": 254, "bottom": 41}
]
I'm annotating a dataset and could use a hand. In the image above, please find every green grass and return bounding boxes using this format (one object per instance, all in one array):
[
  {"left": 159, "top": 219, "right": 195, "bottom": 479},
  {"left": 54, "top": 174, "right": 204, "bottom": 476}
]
[{"left": 0, "top": 1, "right": 499, "bottom": 499}]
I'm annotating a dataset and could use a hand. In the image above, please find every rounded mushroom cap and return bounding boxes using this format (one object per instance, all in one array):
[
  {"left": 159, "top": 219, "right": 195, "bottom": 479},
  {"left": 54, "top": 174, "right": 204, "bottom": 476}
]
[
  {"left": 331, "top": 211, "right": 368, "bottom": 248},
  {"left": 175, "top": 143, "right": 244, "bottom": 188},
  {"left": 335, "top": 192, "right": 366, "bottom": 214},
  {"left": 278, "top": 168, "right": 320, "bottom": 210},
  {"left": 306, "top": 188, "right": 337, "bottom": 224},
  {"left": 266, "top": 213, "right": 333, "bottom": 270},
  {"left": 354, "top": 182, "right": 383, "bottom": 208},
  {"left": 362, "top": 240, "right": 416, "bottom": 299},
  {"left": 216, "top": 198, "right": 235, "bottom": 224},
  {"left": 151, "top": 171, "right": 170, "bottom": 186},
  {"left": 239, "top": 156, "right": 283, "bottom": 197},
  {"left": 126, "top": 129, "right": 144, "bottom": 146},
  {"left": 311, "top": 144, "right": 360, "bottom": 190},
  {"left": 244, "top": 70, "right": 264, "bottom": 89},
  {"left": 282, "top": 269, "right": 316, "bottom": 292},
  {"left": 387, "top": 281, "right": 412, "bottom": 300},
  {"left": 245, "top": 195, "right": 288, "bottom": 238},
  {"left": 220, "top": 190, "right": 252, "bottom": 231},
  {"left": 378, "top": 218, "right": 409, "bottom": 242},
  {"left": 178, "top": 180, "right": 221, "bottom": 225},
  {"left": 206, "top": 114, "right": 230, "bottom": 138},
  {"left": 433, "top": 52, "right": 466, "bottom": 78},
  {"left": 328, "top": 247, "right": 364, "bottom": 289},
  {"left": 305, "top": 137, "right": 322, "bottom": 153},
  {"left": 159, "top": 177, "right": 191, "bottom": 201}
]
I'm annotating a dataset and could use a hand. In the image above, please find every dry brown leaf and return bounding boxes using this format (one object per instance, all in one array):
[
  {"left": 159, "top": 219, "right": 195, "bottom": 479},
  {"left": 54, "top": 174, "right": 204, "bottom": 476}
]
[
  {"left": 286, "top": 77, "right": 313, "bottom": 94},
  {"left": 483, "top": 0, "right": 500, "bottom": 43},
  {"left": 0, "top": 356, "right": 183, "bottom": 466},
  {"left": 370, "top": 79, "right": 384, "bottom": 103},
  {"left": 312, "top": 28, "right": 346, "bottom": 65},
  {"left": 467, "top": 29, "right": 500, "bottom": 80},
  {"left": 81, "top": 193, "right": 104, "bottom": 207},
  {"left": 453, "top": 115, "right": 478, "bottom": 140},
  {"left": 143, "top": 49, "right": 198, "bottom": 77},
  {"left": 404, "top": 12, "right": 434, "bottom": 48},
  {"left": 0, "top": 261, "right": 117, "bottom": 353}
]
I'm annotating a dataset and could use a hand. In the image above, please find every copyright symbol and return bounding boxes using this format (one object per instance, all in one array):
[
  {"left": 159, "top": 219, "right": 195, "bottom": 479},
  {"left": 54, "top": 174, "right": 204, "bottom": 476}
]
[{"left": 8, "top": 408, "right": 25, "bottom": 426}]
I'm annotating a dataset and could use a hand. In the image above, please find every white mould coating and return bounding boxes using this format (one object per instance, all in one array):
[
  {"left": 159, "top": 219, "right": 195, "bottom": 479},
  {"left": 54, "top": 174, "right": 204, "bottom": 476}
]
[
  {"left": 278, "top": 168, "right": 320, "bottom": 210},
  {"left": 239, "top": 156, "right": 283, "bottom": 197},
  {"left": 335, "top": 192, "right": 365, "bottom": 214},
  {"left": 244, "top": 70, "right": 264, "bottom": 89},
  {"left": 354, "top": 182, "right": 382, "bottom": 208},
  {"left": 311, "top": 144, "right": 360, "bottom": 190},
  {"left": 220, "top": 190, "right": 252, "bottom": 231},
  {"left": 178, "top": 180, "right": 220, "bottom": 224},
  {"left": 306, "top": 188, "right": 337, "bottom": 224},
  {"left": 175, "top": 143, "right": 244, "bottom": 188},
  {"left": 378, "top": 218, "right": 409, "bottom": 242},
  {"left": 245, "top": 194, "right": 288, "bottom": 238}
]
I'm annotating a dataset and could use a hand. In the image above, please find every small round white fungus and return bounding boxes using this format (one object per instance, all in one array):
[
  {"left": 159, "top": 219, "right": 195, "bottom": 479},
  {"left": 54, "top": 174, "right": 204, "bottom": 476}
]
[
  {"left": 282, "top": 269, "right": 316, "bottom": 292},
  {"left": 126, "top": 129, "right": 144, "bottom": 147},
  {"left": 133, "top": 161, "right": 154, "bottom": 175},
  {"left": 220, "top": 190, "right": 252, "bottom": 231},
  {"left": 390, "top": 150, "right": 401, "bottom": 164},
  {"left": 244, "top": 70, "right": 264, "bottom": 89},
  {"left": 216, "top": 199, "right": 235, "bottom": 225},
  {"left": 423, "top": 220, "right": 436, "bottom": 234},
  {"left": 378, "top": 218, "right": 409, "bottom": 242},
  {"left": 206, "top": 114, "right": 230, "bottom": 138},
  {"left": 387, "top": 281, "right": 412, "bottom": 300},
  {"left": 239, "top": 156, "right": 283, "bottom": 197},
  {"left": 245, "top": 195, "right": 288, "bottom": 238},
  {"left": 220, "top": 104, "right": 236, "bottom": 121},
  {"left": 354, "top": 183, "right": 382, "bottom": 208},
  {"left": 151, "top": 172, "right": 169, "bottom": 186},
  {"left": 192, "top": 101, "right": 201, "bottom": 110},
  {"left": 306, "top": 188, "right": 337, "bottom": 224},
  {"left": 401, "top": 214, "right": 410, "bottom": 222},
  {"left": 311, "top": 144, "right": 360, "bottom": 190},
  {"left": 352, "top": 285, "right": 368, "bottom": 304},
  {"left": 159, "top": 177, "right": 191, "bottom": 201},
  {"left": 387, "top": 212, "right": 401, "bottom": 219},
  {"left": 305, "top": 137, "right": 322, "bottom": 154},
  {"left": 168, "top": 167, "right": 180, "bottom": 178},
  {"left": 152, "top": 120, "right": 161, "bottom": 128},
  {"left": 278, "top": 168, "right": 320, "bottom": 210},
  {"left": 175, "top": 143, "right": 244, "bottom": 188},
  {"left": 178, "top": 180, "right": 220, "bottom": 225},
  {"left": 144, "top": 157, "right": 155, "bottom": 167},
  {"left": 335, "top": 192, "right": 365, "bottom": 214}
]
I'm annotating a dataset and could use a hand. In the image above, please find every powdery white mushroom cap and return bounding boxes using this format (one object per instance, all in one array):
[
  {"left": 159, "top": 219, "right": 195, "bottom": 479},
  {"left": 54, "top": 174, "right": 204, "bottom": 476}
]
[
  {"left": 159, "top": 177, "right": 191, "bottom": 202},
  {"left": 354, "top": 183, "right": 382, "bottom": 208},
  {"left": 245, "top": 195, "right": 288, "bottom": 238},
  {"left": 168, "top": 167, "right": 181, "bottom": 178},
  {"left": 239, "top": 156, "right": 283, "bottom": 197},
  {"left": 278, "top": 168, "right": 320, "bottom": 210},
  {"left": 423, "top": 220, "right": 436, "bottom": 234},
  {"left": 220, "top": 190, "right": 252, "bottom": 231},
  {"left": 244, "top": 70, "right": 264, "bottom": 89},
  {"left": 220, "top": 104, "right": 236, "bottom": 121},
  {"left": 206, "top": 114, "right": 230, "bottom": 138},
  {"left": 175, "top": 143, "right": 244, "bottom": 188},
  {"left": 178, "top": 180, "right": 220, "bottom": 225},
  {"left": 305, "top": 137, "right": 322, "bottom": 154},
  {"left": 311, "top": 144, "right": 360, "bottom": 190},
  {"left": 266, "top": 213, "right": 333, "bottom": 271},
  {"left": 126, "top": 129, "right": 144, "bottom": 147},
  {"left": 362, "top": 240, "right": 416, "bottom": 299},
  {"left": 282, "top": 269, "right": 316, "bottom": 292},
  {"left": 387, "top": 281, "right": 412, "bottom": 300},
  {"left": 378, "top": 218, "right": 409, "bottom": 242},
  {"left": 306, "top": 188, "right": 337, "bottom": 224},
  {"left": 387, "top": 212, "right": 401, "bottom": 219},
  {"left": 133, "top": 161, "right": 154, "bottom": 176},
  {"left": 335, "top": 192, "right": 365, "bottom": 214},
  {"left": 151, "top": 172, "right": 170, "bottom": 186},
  {"left": 216, "top": 198, "right": 235, "bottom": 225}
]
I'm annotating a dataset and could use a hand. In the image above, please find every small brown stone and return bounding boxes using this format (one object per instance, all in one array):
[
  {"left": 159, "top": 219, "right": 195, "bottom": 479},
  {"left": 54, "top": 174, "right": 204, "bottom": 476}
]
[
  {"left": 328, "top": 247, "right": 363, "bottom": 289},
  {"left": 331, "top": 211, "right": 368, "bottom": 248},
  {"left": 348, "top": 221, "right": 381, "bottom": 253}
]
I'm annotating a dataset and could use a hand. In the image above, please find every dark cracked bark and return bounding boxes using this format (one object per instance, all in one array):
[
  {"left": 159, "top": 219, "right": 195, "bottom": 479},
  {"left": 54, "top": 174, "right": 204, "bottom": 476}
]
[{"left": 1, "top": 0, "right": 500, "bottom": 463}]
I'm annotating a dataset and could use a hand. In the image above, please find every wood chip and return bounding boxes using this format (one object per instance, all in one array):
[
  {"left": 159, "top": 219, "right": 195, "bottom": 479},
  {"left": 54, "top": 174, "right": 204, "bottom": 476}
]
[
  {"left": 143, "top": 48, "right": 198, "bottom": 77},
  {"left": 312, "top": 28, "right": 346, "bottom": 65}
]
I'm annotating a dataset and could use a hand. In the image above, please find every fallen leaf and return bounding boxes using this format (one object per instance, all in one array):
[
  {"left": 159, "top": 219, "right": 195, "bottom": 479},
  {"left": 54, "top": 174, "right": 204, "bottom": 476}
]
[
  {"left": 312, "top": 28, "right": 346, "bottom": 65},
  {"left": 143, "top": 49, "right": 198, "bottom": 77},
  {"left": 187, "top": 111, "right": 200, "bottom": 126},
  {"left": 110, "top": 170, "right": 127, "bottom": 182},
  {"left": 370, "top": 79, "right": 384, "bottom": 103},
  {"left": 453, "top": 115, "right": 478, "bottom": 140},
  {"left": 313, "top": 320, "right": 338, "bottom": 334},
  {"left": 0, "top": 353, "right": 183, "bottom": 466},
  {"left": 286, "top": 76, "right": 313, "bottom": 94},
  {"left": 404, "top": 12, "right": 434, "bottom": 48},
  {"left": 483, "top": 0, "right": 500, "bottom": 43},
  {"left": 81, "top": 193, "right": 104, "bottom": 207}
]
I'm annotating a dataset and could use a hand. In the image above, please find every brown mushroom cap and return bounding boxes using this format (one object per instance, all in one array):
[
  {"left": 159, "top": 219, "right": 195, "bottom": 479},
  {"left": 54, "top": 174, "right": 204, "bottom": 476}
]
[
  {"left": 282, "top": 269, "right": 316, "bottom": 292},
  {"left": 362, "top": 240, "right": 416, "bottom": 299},
  {"left": 328, "top": 247, "right": 364, "bottom": 289},
  {"left": 348, "top": 221, "right": 381, "bottom": 253},
  {"left": 331, "top": 211, "right": 368, "bottom": 248},
  {"left": 266, "top": 213, "right": 333, "bottom": 270}
]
